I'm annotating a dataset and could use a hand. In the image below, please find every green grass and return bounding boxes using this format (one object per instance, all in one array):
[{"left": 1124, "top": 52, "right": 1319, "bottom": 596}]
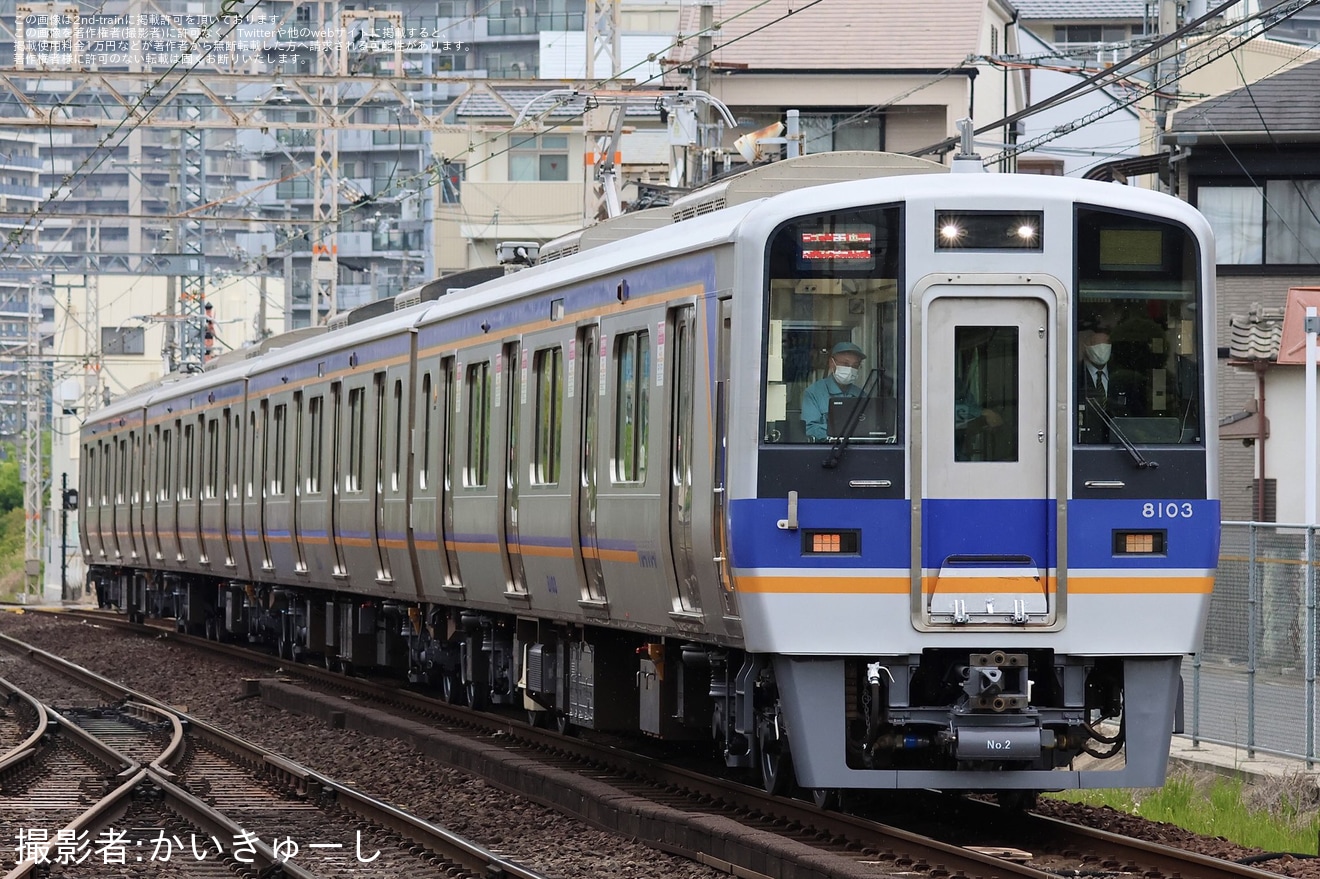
[{"left": 1048, "top": 768, "right": 1320, "bottom": 855}]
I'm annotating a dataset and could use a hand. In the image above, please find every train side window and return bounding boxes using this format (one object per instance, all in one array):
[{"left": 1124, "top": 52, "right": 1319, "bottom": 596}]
[
  {"left": 194, "top": 416, "right": 204, "bottom": 500},
  {"left": 375, "top": 374, "right": 389, "bottom": 494},
  {"left": 246, "top": 413, "right": 257, "bottom": 499},
  {"left": 307, "top": 397, "right": 322, "bottom": 494},
  {"left": 162, "top": 428, "right": 173, "bottom": 503},
  {"left": 419, "top": 374, "right": 432, "bottom": 491},
  {"left": 1075, "top": 208, "right": 1203, "bottom": 445},
  {"left": 272, "top": 403, "right": 288, "bottom": 495},
  {"left": 181, "top": 422, "right": 194, "bottom": 501},
  {"left": 392, "top": 379, "right": 404, "bottom": 493},
  {"left": 347, "top": 387, "right": 365, "bottom": 493},
  {"left": 465, "top": 361, "right": 491, "bottom": 487},
  {"left": 259, "top": 402, "right": 271, "bottom": 497},
  {"left": 221, "top": 410, "right": 233, "bottom": 501},
  {"left": 117, "top": 438, "right": 127, "bottom": 504},
  {"left": 613, "top": 330, "right": 650, "bottom": 483},
  {"left": 761, "top": 205, "right": 903, "bottom": 445},
  {"left": 105, "top": 440, "right": 114, "bottom": 506},
  {"left": 130, "top": 432, "right": 140, "bottom": 504},
  {"left": 292, "top": 392, "right": 303, "bottom": 497},
  {"left": 533, "top": 347, "right": 563, "bottom": 485},
  {"left": 230, "top": 413, "right": 241, "bottom": 500},
  {"left": 143, "top": 432, "right": 153, "bottom": 504},
  {"left": 205, "top": 420, "right": 219, "bottom": 499}
]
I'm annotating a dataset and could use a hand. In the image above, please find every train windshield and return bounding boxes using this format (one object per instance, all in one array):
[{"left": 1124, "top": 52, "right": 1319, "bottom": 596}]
[
  {"left": 761, "top": 205, "right": 902, "bottom": 445},
  {"left": 1075, "top": 207, "right": 1204, "bottom": 446}
]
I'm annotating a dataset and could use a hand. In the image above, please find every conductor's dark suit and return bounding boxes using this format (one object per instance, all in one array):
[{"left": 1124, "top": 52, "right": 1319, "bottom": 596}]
[{"left": 1077, "top": 363, "right": 1146, "bottom": 444}]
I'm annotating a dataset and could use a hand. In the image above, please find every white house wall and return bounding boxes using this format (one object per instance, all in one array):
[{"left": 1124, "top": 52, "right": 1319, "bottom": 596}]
[
  {"left": 1014, "top": 28, "right": 1141, "bottom": 177},
  {"left": 1260, "top": 367, "right": 1320, "bottom": 524}
]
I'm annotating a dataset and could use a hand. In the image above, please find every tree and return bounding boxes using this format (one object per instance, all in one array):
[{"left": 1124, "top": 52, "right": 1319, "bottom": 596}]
[{"left": 0, "top": 454, "right": 19, "bottom": 513}]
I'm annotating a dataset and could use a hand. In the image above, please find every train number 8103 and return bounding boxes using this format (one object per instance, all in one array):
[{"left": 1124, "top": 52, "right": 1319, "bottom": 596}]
[{"left": 1143, "top": 502, "right": 1194, "bottom": 519}]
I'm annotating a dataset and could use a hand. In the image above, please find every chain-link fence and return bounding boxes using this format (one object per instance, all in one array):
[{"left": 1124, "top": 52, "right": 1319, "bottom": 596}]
[{"left": 1189, "top": 522, "right": 1320, "bottom": 763}]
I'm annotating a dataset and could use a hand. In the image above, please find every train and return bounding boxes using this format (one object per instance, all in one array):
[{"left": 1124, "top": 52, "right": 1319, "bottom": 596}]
[{"left": 80, "top": 151, "right": 1219, "bottom": 801}]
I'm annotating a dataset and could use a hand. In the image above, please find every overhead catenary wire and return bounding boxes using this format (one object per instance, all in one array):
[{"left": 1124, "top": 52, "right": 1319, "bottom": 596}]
[
  {"left": 0, "top": 0, "right": 264, "bottom": 263},
  {"left": 982, "top": 0, "right": 1320, "bottom": 165},
  {"left": 907, "top": 0, "right": 1259, "bottom": 158},
  {"left": 251, "top": 0, "right": 813, "bottom": 259}
]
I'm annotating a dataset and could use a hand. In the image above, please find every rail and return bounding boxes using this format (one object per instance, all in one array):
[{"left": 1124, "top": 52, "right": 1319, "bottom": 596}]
[{"left": 0, "top": 632, "right": 555, "bottom": 879}]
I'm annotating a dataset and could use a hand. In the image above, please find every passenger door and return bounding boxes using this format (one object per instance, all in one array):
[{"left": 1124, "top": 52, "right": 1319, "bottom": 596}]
[
  {"left": 667, "top": 306, "right": 702, "bottom": 615},
  {"left": 576, "top": 326, "right": 607, "bottom": 605},
  {"left": 502, "top": 341, "right": 527, "bottom": 596},
  {"left": 917, "top": 289, "right": 1056, "bottom": 627},
  {"left": 594, "top": 318, "right": 668, "bottom": 620}
]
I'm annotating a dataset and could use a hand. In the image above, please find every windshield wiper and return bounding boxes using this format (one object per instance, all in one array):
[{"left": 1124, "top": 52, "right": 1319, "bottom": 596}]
[
  {"left": 823, "top": 369, "right": 882, "bottom": 469},
  {"left": 1086, "top": 397, "right": 1159, "bottom": 469}
]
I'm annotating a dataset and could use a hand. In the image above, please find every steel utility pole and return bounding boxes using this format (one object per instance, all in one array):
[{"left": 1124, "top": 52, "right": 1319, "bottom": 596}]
[
  {"left": 694, "top": 1, "right": 713, "bottom": 188},
  {"left": 585, "top": 0, "right": 622, "bottom": 221},
  {"left": 60, "top": 471, "right": 68, "bottom": 601},
  {"left": 23, "top": 276, "right": 41, "bottom": 600}
]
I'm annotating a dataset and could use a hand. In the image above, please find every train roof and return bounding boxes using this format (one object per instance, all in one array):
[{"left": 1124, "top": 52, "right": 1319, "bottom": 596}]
[{"left": 731, "top": 170, "right": 1214, "bottom": 238}]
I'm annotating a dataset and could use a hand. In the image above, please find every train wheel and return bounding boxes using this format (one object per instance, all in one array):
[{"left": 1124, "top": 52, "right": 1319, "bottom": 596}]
[
  {"left": 440, "top": 672, "right": 464, "bottom": 705},
  {"left": 466, "top": 681, "right": 488, "bottom": 711},
  {"left": 555, "top": 714, "right": 575, "bottom": 736},
  {"left": 812, "top": 789, "right": 841, "bottom": 811},
  {"left": 758, "top": 720, "right": 793, "bottom": 796}
]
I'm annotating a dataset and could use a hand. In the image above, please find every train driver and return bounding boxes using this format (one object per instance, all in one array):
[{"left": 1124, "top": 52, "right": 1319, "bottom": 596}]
[
  {"left": 801, "top": 341, "right": 865, "bottom": 442},
  {"left": 1077, "top": 320, "right": 1145, "bottom": 443}
]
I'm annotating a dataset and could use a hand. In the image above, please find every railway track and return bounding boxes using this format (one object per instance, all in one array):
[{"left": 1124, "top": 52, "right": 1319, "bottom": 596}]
[
  {"left": 18, "top": 608, "right": 1299, "bottom": 879},
  {"left": 0, "top": 629, "right": 555, "bottom": 879}
]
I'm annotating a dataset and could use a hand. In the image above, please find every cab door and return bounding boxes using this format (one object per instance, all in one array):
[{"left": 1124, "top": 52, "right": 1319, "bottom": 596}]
[{"left": 917, "top": 289, "right": 1056, "bottom": 627}]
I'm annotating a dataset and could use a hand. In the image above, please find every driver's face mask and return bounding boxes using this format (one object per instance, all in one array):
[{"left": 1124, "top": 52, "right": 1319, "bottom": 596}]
[{"left": 833, "top": 365, "right": 859, "bottom": 386}]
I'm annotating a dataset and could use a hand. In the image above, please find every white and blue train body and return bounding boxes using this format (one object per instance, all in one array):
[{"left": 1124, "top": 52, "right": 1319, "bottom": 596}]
[{"left": 81, "top": 152, "right": 1218, "bottom": 798}]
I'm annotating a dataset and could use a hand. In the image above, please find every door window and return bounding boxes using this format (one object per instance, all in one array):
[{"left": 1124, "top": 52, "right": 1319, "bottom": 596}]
[{"left": 953, "top": 326, "right": 1019, "bottom": 463}]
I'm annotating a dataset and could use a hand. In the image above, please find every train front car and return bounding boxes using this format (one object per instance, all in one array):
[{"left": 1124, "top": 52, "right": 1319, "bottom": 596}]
[{"left": 738, "top": 172, "right": 1217, "bottom": 795}]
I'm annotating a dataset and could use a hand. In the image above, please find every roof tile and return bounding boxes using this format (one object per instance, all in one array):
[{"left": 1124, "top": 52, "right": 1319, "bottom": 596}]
[
  {"left": 1012, "top": 0, "right": 1147, "bottom": 20},
  {"left": 1228, "top": 302, "right": 1285, "bottom": 361},
  {"left": 1171, "top": 55, "right": 1320, "bottom": 134},
  {"left": 667, "top": 0, "right": 989, "bottom": 70}
]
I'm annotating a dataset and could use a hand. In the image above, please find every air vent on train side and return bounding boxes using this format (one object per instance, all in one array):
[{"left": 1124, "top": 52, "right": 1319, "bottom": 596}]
[
  {"left": 537, "top": 242, "right": 580, "bottom": 264},
  {"left": 394, "top": 266, "right": 506, "bottom": 310},
  {"left": 203, "top": 326, "right": 328, "bottom": 369},
  {"left": 536, "top": 207, "right": 673, "bottom": 265}
]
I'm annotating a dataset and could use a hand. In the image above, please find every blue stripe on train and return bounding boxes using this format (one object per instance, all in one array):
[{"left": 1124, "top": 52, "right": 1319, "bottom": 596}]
[
  {"left": 1066, "top": 499, "right": 1220, "bottom": 569},
  {"left": 921, "top": 498, "right": 1056, "bottom": 570},
  {"left": 729, "top": 498, "right": 911, "bottom": 568},
  {"left": 732, "top": 497, "right": 1220, "bottom": 571},
  {"left": 730, "top": 498, "right": 1054, "bottom": 569}
]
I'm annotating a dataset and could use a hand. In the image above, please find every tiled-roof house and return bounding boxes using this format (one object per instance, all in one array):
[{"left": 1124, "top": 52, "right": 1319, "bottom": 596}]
[{"left": 663, "top": 0, "right": 1025, "bottom": 165}]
